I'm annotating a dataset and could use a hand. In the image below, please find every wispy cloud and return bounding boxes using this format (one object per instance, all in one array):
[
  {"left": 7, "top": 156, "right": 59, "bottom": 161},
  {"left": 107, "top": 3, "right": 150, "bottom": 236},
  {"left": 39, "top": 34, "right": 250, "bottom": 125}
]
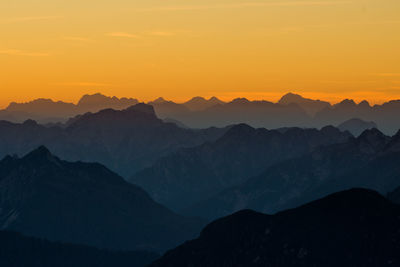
[
  {"left": 57, "top": 82, "right": 113, "bottom": 87},
  {"left": 0, "top": 49, "right": 50, "bottom": 57},
  {"left": 62, "top": 36, "right": 93, "bottom": 42},
  {"left": 3, "top": 16, "right": 63, "bottom": 23},
  {"left": 135, "top": 1, "right": 352, "bottom": 12},
  {"left": 147, "top": 31, "right": 176, "bottom": 37},
  {"left": 373, "top": 73, "right": 400, "bottom": 77},
  {"left": 106, "top": 32, "right": 140, "bottom": 38}
]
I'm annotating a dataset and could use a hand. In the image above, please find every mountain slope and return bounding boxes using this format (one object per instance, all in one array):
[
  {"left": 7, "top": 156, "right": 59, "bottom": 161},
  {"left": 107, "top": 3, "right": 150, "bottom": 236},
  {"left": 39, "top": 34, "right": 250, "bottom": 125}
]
[
  {"left": 388, "top": 186, "right": 400, "bottom": 204},
  {"left": 337, "top": 118, "right": 377, "bottom": 136},
  {"left": 278, "top": 92, "right": 331, "bottom": 115},
  {"left": 0, "top": 104, "right": 227, "bottom": 177},
  {"left": 183, "top": 96, "right": 225, "bottom": 111},
  {"left": 0, "top": 147, "right": 204, "bottom": 252},
  {"left": 149, "top": 189, "right": 400, "bottom": 267},
  {"left": 190, "top": 128, "right": 400, "bottom": 219},
  {"left": 130, "top": 125, "right": 351, "bottom": 211},
  {"left": 0, "top": 231, "right": 158, "bottom": 267}
]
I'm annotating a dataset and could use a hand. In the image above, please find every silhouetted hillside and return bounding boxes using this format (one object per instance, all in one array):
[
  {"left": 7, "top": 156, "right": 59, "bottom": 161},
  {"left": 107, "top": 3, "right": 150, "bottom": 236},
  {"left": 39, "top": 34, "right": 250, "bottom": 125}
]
[
  {"left": 150, "top": 189, "right": 400, "bottom": 267},
  {"left": 0, "top": 104, "right": 228, "bottom": 177},
  {"left": 0, "top": 231, "right": 158, "bottom": 267},
  {"left": 388, "top": 186, "right": 400, "bottom": 204},
  {"left": 337, "top": 118, "right": 377, "bottom": 136},
  {"left": 130, "top": 124, "right": 351, "bottom": 211},
  {"left": 190, "top": 128, "right": 400, "bottom": 220},
  {"left": 0, "top": 147, "right": 204, "bottom": 252}
]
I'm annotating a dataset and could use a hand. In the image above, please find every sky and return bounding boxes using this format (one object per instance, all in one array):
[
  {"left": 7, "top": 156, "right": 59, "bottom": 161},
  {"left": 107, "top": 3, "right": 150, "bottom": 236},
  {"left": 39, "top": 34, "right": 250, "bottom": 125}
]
[{"left": 0, "top": 0, "right": 400, "bottom": 108}]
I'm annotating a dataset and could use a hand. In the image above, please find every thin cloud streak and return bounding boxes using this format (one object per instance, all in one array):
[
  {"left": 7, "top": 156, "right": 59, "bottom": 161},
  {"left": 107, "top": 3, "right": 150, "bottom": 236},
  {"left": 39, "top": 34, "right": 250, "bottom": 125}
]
[
  {"left": 374, "top": 73, "right": 400, "bottom": 77},
  {"left": 135, "top": 1, "right": 352, "bottom": 12},
  {"left": 62, "top": 36, "right": 93, "bottom": 42},
  {"left": 106, "top": 32, "right": 141, "bottom": 38},
  {"left": 55, "top": 82, "right": 113, "bottom": 87},
  {"left": 3, "top": 16, "right": 63, "bottom": 23},
  {"left": 0, "top": 49, "right": 50, "bottom": 57}
]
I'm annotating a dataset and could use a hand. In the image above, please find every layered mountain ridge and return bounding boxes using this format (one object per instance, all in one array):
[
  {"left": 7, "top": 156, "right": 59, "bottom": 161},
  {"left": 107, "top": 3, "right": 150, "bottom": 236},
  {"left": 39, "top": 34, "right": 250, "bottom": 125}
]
[
  {"left": 150, "top": 189, "right": 400, "bottom": 267},
  {"left": 0, "top": 146, "right": 204, "bottom": 252},
  {"left": 188, "top": 127, "right": 400, "bottom": 220},
  {"left": 130, "top": 124, "right": 351, "bottom": 211}
]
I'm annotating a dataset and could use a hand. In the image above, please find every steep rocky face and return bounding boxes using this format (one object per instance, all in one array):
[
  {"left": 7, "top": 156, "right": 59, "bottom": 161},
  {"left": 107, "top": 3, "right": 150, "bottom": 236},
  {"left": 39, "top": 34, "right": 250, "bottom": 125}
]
[
  {"left": 189, "top": 128, "right": 400, "bottom": 220},
  {"left": 150, "top": 189, "right": 400, "bottom": 267},
  {"left": 130, "top": 124, "right": 351, "bottom": 211},
  {"left": 0, "top": 147, "right": 204, "bottom": 252}
]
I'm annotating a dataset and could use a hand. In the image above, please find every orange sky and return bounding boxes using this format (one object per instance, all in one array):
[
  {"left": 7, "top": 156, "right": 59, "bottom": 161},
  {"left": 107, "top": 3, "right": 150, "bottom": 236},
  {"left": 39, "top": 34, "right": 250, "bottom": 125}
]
[{"left": 1, "top": 0, "right": 400, "bottom": 108}]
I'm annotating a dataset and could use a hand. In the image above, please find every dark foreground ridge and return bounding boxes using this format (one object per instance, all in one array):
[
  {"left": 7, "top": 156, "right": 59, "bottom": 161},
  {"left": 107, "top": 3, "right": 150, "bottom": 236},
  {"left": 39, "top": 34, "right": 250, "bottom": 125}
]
[
  {"left": 0, "top": 146, "right": 204, "bottom": 252},
  {"left": 150, "top": 189, "right": 400, "bottom": 267},
  {"left": 0, "top": 231, "right": 158, "bottom": 267}
]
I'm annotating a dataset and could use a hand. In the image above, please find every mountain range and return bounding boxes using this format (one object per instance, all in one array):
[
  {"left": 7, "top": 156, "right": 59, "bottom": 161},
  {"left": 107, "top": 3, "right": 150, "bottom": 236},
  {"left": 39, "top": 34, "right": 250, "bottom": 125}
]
[
  {"left": 150, "top": 189, "right": 400, "bottom": 267},
  {"left": 130, "top": 124, "right": 351, "bottom": 211},
  {"left": 188, "top": 128, "right": 400, "bottom": 220},
  {"left": 3, "top": 92, "right": 400, "bottom": 134},
  {"left": 0, "top": 93, "right": 138, "bottom": 123},
  {"left": 0, "top": 146, "right": 203, "bottom": 252},
  {"left": 0, "top": 103, "right": 227, "bottom": 177}
]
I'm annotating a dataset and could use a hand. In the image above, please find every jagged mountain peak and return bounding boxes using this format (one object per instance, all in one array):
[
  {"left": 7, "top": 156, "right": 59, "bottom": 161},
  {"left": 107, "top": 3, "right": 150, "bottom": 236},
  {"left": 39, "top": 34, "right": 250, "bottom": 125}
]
[
  {"left": 336, "top": 99, "right": 357, "bottom": 107},
  {"left": 230, "top": 98, "right": 250, "bottom": 104},
  {"left": 358, "top": 100, "right": 371, "bottom": 108},
  {"left": 21, "top": 146, "right": 60, "bottom": 163}
]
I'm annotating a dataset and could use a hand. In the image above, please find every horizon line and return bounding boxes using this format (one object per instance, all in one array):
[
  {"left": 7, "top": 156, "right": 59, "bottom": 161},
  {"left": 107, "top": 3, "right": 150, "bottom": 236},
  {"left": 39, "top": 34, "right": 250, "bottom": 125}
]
[{"left": 1, "top": 92, "right": 400, "bottom": 110}]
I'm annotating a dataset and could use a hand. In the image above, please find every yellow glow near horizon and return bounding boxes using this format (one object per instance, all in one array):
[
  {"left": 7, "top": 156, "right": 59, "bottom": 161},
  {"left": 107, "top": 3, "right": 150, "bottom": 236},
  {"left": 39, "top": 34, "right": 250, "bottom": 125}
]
[{"left": 0, "top": 0, "right": 400, "bottom": 108}]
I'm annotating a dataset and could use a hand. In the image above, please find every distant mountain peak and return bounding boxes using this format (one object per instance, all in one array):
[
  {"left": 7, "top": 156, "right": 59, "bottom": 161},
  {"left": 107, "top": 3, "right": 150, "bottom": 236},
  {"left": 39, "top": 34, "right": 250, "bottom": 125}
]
[
  {"left": 22, "top": 119, "right": 38, "bottom": 127},
  {"left": 358, "top": 100, "right": 371, "bottom": 108},
  {"left": 189, "top": 96, "right": 207, "bottom": 101},
  {"left": 279, "top": 92, "right": 330, "bottom": 115},
  {"left": 125, "top": 103, "right": 155, "bottom": 115},
  {"left": 338, "top": 118, "right": 377, "bottom": 137},
  {"left": 209, "top": 96, "right": 223, "bottom": 102},
  {"left": 279, "top": 92, "right": 303, "bottom": 102},
  {"left": 152, "top": 97, "right": 167, "bottom": 104},
  {"left": 21, "top": 146, "right": 59, "bottom": 164},
  {"left": 231, "top": 98, "right": 250, "bottom": 104},
  {"left": 336, "top": 99, "right": 357, "bottom": 107},
  {"left": 356, "top": 128, "right": 389, "bottom": 152}
]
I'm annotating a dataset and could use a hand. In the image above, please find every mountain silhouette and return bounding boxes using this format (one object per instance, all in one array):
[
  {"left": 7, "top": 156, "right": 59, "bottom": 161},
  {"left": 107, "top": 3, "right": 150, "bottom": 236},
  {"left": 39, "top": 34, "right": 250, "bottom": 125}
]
[
  {"left": 149, "top": 189, "right": 400, "bottom": 267},
  {"left": 130, "top": 124, "right": 351, "bottom": 211},
  {"left": 0, "top": 231, "right": 158, "bottom": 267},
  {"left": 0, "top": 104, "right": 228, "bottom": 177},
  {"left": 337, "top": 118, "right": 378, "bottom": 136},
  {"left": 189, "top": 128, "right": 400, "bottom": 220},
  {"left": 0, "top": 146, "right": 204, "bottom": 252},
  {"left": 183, "top": 96, "right": 225, "bottom": 111},
  {"left": 3, "top": 93, "right": 400, "bottom": 134},
  {"left": 0, "top": 93, "right": 138, "bottom": 124},
  {"left": 278, "top": 92, "right": 331, "bottom": 115},
  {"left": 388, "top": 186, "right": 400, "bottom": 204}
]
